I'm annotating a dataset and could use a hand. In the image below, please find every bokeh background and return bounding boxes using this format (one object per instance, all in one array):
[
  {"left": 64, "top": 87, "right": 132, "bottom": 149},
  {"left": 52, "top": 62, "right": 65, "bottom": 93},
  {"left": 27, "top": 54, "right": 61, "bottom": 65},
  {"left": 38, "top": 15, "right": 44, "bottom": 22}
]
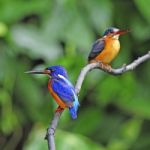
[{"left": 0, "top": 0, "right": 150, "bottom": 150}]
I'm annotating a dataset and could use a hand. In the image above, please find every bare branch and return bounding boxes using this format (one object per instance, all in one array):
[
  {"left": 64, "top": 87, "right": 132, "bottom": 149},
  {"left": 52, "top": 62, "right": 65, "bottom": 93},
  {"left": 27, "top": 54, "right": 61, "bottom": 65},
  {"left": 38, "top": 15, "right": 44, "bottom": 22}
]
[
  {"left": 75, "top": 63, "right": 100, "bottom": 94},
  {"left": 75, "top": 51, "right": 150, "bottom": 93},
  {"left": 45, "top": 112, "right": 62, "bottom": 150},
  {"left": 110, "top": 51, "right": 150, "bottom": 75},
  {"left": 45, "top": 51, "right": 150, "bottom": 150}
]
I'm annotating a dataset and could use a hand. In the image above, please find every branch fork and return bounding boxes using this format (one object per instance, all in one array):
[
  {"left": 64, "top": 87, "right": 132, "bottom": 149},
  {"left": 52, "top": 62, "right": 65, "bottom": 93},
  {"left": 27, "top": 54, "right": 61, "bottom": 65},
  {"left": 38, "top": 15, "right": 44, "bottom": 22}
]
[{"left": 45, "top": 51, "right": 150, "bottom": 150}]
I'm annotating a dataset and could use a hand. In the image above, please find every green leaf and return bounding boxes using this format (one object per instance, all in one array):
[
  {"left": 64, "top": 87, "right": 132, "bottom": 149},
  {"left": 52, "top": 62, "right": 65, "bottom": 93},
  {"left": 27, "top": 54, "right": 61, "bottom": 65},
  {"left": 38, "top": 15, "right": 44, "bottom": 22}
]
[
  {"left": 0, "top": 0, "right": 51, "bottom": 23},
  {"left": 71, "top": 108, "right": 103, "bottom": 135},
  {"left": 83, "top": 0, "right": 113, "bottom": 33},
  {"left": 0, "top": 22, "right": 8, "bottom": 37},
  {"left": 134, "top": 0, "right": 150, "bottom": 23},
  {"left": 56, "top": 130, "right": 104, "bottom": 150},
  {"left": 11, "top": 25, "right": 62, "bottom": 61},
  {"left": 107, "top": 118, "right": 142, "bottom": 150}
]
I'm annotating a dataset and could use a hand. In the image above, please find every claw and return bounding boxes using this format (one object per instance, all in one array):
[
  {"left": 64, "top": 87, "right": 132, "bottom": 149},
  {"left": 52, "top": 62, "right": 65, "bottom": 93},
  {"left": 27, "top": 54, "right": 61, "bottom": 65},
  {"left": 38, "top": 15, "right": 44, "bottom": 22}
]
[
  {"left": 55, "top": 106, "right": 64, "bottom": 112},
  {"left": 99, "top": 62, "right": 112, "bottom": 72},
  {"left": 89, "top": 60, "right": 112, "bottom": 72}
]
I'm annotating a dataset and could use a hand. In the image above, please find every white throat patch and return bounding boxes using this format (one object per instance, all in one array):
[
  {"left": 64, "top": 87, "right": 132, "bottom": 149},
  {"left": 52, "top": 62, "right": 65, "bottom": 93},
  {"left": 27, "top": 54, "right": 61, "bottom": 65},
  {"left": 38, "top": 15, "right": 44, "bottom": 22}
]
[{"left": 113, "top": 35, "right": 119, "bottom": 40}]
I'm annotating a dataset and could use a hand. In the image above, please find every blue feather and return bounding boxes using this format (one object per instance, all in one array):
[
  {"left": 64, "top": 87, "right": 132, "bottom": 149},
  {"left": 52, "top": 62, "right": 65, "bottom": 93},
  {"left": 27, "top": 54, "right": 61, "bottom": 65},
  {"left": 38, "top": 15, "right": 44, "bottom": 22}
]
[
  {"left": 69, "top": 107, "right": 77, "bottom": 119},
  {"left": 69, "top": 90, "right": 79, "bottom": 119},
  {"left": 51, "top": 72, "right": 79, "bottom": 119}
]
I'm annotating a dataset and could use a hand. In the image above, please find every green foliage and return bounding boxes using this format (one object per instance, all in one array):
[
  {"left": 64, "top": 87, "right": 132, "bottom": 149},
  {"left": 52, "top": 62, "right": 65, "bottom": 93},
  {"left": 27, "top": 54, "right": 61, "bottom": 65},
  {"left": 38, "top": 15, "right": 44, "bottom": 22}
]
[{"left": 0, "top": 0, "right": 150, "bottom": 150}]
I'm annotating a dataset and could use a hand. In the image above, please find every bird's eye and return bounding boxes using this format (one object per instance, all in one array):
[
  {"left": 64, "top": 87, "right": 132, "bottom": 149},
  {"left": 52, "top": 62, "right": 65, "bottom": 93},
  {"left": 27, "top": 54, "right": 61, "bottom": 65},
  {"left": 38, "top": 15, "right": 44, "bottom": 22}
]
[
  {"left": 50, "top": 69, "right": 54, "bottom": 72},
  {"left": 106, "top": 29, "right": 113, "bottom": 35},
  {"left": 109, "top": 29, "right": 113, "bottom": 33},
  {"left": 103, "top": 29, "right": 114, "bottom": 36}
]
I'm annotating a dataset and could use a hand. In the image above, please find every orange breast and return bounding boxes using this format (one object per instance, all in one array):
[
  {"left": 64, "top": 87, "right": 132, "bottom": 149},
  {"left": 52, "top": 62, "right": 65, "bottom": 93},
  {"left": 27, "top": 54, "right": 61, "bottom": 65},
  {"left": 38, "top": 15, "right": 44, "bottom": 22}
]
[
  {"left": 48, "top": 80, "right": 67, "bottom": 109},
  {"left": 95, "top": 38, "right": 120, "bottom": 64}
]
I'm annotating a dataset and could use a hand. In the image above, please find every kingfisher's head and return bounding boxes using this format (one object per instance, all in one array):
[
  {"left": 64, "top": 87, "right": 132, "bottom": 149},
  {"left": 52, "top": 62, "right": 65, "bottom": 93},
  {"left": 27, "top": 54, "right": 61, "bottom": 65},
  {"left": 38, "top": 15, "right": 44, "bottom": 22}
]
[
  {"left": 26, "top": 65, "right": 68, "bottom": 78},
  {"left": 103, "top": 27, "right": 129, "bottom": 39}
]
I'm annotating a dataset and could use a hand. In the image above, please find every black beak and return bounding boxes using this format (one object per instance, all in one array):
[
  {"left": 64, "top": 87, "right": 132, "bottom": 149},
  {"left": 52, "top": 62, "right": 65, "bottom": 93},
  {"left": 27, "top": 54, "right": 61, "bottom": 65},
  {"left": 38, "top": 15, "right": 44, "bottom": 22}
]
[
  {"left": 25, "top": 69, "right": 51, "bottom": 75},
  {"left": 114, "top": 29, "right": 130, "bottom": 35}
]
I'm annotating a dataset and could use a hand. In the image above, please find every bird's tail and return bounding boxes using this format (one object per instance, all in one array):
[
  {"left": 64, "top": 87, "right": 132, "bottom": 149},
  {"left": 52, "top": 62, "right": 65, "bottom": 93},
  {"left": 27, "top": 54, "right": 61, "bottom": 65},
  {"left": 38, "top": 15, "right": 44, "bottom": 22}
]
[
  {"left": 69, "top": 107, "right": 77, "bottom": 119},
  {"left": 69, "top": 94, "right": 79, "bottom": 119}
]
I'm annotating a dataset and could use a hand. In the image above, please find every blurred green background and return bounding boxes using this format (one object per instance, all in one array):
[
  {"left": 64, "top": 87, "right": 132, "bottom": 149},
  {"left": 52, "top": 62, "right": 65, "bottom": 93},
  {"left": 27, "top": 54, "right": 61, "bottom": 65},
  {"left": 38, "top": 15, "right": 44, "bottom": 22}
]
[{"left": 0, "top": 0, "right": 150, "bottom": 150}]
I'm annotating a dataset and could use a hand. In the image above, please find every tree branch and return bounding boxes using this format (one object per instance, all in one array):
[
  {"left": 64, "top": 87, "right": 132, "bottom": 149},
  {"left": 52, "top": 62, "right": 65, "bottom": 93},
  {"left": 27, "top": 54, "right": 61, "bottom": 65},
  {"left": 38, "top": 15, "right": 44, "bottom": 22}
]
[
  {"left": 45, "top": 112, "right": 62, "bottom": 150},
  {"left": 45, "top": 51, "right": 150, "bottom": 150}
]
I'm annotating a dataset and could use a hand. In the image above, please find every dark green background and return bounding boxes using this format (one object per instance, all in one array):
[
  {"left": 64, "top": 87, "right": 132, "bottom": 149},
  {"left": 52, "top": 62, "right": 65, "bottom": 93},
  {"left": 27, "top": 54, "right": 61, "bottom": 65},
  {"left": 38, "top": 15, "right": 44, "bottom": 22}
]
[{"left": 0, "top": 0, "right": 150, "bottom": 150}]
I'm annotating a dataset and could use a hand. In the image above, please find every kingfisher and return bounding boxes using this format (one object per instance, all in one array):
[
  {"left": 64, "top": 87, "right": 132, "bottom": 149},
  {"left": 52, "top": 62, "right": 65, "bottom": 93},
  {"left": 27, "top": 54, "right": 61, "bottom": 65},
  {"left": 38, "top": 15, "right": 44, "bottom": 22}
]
[
  {"left": 88, "top": 27, "right": 129, "bottom": 69},
  {"left": 26, "top": 66, "right": 79, "bottom": 119}
]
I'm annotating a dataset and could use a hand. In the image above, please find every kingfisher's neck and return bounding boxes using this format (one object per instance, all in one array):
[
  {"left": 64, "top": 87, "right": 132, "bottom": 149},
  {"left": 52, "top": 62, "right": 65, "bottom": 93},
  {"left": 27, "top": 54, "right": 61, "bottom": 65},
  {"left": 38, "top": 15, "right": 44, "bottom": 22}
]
[{"left": 105, "top": 37, "right": 120, "bottom": 45}]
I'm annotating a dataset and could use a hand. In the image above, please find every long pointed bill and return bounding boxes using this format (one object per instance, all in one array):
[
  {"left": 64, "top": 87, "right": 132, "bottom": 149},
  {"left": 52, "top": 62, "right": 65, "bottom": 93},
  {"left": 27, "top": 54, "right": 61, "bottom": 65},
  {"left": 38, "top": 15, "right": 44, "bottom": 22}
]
[
  {"left": 25, "top": 69, "right": 51, "bottom": 75},
  {"left": 114, "top": 29, "right": 130, "bottom": 35}
]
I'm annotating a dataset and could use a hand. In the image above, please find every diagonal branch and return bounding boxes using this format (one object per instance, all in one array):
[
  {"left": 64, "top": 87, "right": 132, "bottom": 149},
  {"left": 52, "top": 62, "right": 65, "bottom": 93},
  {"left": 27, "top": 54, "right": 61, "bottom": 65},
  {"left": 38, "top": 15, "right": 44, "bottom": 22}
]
[{"left": 45, "top": 51, "right": 150, "bottom": 150}]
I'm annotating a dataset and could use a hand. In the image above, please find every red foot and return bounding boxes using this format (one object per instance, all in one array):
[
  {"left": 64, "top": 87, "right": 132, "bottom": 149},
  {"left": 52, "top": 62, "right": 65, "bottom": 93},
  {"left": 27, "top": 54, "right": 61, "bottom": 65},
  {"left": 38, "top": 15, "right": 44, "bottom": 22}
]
[{"left": 55, "top": 106, "right": 64, "bottom": 112}]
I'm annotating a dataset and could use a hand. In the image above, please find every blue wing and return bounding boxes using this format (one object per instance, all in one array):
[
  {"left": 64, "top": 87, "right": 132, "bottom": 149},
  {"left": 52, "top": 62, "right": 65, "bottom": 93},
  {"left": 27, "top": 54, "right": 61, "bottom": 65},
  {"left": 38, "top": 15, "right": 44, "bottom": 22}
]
[
  {"left": 51, "top": 79, "right": 74, "bottom": 105},
  {"left": 51, "top": 77, "right": 79, "bottom": 119},
  {"left": 88, "top": 39, "right": 105, "bottom": 61}
]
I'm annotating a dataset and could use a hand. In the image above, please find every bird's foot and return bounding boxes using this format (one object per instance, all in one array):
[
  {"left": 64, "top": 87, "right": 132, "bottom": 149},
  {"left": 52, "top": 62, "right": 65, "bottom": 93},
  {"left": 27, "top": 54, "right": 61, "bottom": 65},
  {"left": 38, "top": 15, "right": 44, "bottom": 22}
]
[
  {"left": 99, "top": 63, "right": 112, "bottom": 72},
  {"left": 55, "top": 106, "right": 64, "bottom": 112}
]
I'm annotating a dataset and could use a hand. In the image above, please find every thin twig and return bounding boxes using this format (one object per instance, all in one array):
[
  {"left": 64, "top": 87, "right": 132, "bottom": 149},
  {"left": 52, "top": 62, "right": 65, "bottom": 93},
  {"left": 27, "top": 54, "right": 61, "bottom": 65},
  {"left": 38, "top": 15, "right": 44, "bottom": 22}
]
[{"left": 45, "top": 51, "right": 150, "bottom": 150}]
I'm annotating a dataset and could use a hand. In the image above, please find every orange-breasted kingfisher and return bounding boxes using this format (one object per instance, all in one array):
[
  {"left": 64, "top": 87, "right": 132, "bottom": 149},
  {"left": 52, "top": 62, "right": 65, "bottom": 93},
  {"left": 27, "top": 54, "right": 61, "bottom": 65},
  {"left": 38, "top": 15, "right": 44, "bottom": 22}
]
[
  {"left": 26, "top": 65, "right": 79, "bottom": 119},
  {"left": 88, "top": 27, "right": 129, "bottom": 69}
]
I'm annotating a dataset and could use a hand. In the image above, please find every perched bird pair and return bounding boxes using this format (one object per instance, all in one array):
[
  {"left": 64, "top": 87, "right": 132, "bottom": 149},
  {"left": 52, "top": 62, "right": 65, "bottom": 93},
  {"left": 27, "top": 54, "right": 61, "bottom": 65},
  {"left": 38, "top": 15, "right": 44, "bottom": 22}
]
[{"left": 27, "top": 27, "right": 129, "bottom": 119}]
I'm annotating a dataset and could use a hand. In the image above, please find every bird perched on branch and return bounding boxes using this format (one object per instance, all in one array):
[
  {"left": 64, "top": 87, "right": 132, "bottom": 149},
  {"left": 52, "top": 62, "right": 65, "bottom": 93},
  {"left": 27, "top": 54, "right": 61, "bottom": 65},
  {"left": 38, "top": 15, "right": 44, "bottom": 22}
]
[
  {"left": 88, "top": 27, "right": 129, "bottom": 70},
  {"left": 26, "top": 66, "right": 79, "bottom": 119}
]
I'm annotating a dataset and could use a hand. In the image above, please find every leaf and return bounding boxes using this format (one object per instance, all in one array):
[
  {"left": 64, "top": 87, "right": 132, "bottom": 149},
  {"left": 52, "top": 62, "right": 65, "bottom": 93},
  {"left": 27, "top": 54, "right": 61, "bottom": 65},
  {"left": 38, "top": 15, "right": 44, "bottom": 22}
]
[
  {"left": 56, "top": 130, "right": 104, "bottom": 150},
  {"left": 11, "top": 25, "right": 62, "bottom": 61},
  {"left": 83, "top": 0, "right": 113, "bottom": 33},
  {"left": 134, "top": 0, "right": 150, "bottom": 23},
  {"left": 107, "top": 118, "right": 142, "bottom": 150},
  {"left": 71, "top": 108, "right": 103, "bottom": 135},
  {"left": 0, "top": 0, "right": 51, "bottom": 23}
]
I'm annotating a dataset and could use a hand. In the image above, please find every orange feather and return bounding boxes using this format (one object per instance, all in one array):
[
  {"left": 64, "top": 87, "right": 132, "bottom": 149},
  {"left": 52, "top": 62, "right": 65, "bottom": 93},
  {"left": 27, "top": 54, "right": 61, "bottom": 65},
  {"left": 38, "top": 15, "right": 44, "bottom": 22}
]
[{"left": 95, "top": 38, "right": 120, "bottom": 64}]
